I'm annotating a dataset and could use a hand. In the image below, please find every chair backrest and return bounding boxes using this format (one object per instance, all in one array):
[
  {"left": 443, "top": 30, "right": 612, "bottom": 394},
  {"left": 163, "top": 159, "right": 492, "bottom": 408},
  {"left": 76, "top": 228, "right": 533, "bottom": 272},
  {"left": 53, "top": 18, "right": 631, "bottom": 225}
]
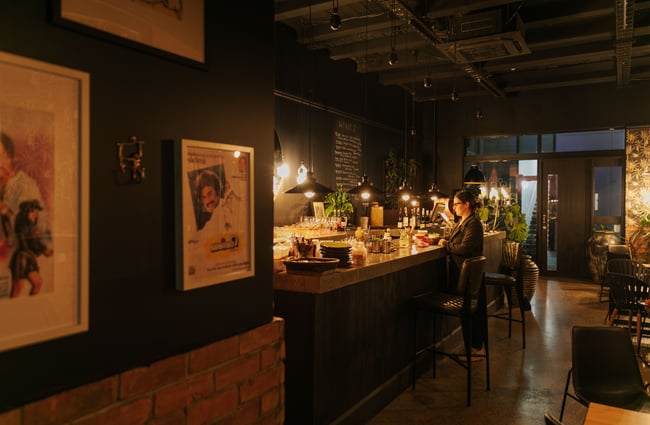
[
  {"left": 609, "top": 244, "right": 631, "bottom": 256},
  {"left": 571, "top": 326, "right": 647, "bottom": 405},
  {"left": 606, "top": 271, "right": 650, "bottom": 307},
  {"left": 606, "top": 257, "right": 634, "bottom": 274},
  {"left": 606, "top": 258, "right": 650, "bottom": 284},
  {"left": 456, "top": 255, "right": 486, "bottom": 300}
]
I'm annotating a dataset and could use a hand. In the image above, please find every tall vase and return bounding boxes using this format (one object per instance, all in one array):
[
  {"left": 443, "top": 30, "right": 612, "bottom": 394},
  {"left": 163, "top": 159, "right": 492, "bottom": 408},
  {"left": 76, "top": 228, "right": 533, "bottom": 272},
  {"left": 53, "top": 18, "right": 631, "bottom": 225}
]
[
  {"left": 521, "top": 254, "right": 539, "bottom": 306},
  {"left": 587, "top": 230, "right": 622, "bottom": 284},
  {"left": 502, "top": 241, "right": 521, "bottom": 272}
]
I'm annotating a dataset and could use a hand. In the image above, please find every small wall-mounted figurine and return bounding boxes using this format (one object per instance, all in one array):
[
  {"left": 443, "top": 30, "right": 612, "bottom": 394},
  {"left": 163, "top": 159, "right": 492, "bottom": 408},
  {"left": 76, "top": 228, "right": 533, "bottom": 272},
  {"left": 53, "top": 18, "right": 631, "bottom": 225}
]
[{"left": 117, "top": 136, "right": 145, "bottom": 183}]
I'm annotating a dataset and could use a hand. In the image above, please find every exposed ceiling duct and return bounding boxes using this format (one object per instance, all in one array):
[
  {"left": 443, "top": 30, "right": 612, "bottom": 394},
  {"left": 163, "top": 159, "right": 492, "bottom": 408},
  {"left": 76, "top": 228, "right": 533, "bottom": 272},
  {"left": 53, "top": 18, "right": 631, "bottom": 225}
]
[{"left": 275, "top": 0, "right": 650, "bottom": 101}]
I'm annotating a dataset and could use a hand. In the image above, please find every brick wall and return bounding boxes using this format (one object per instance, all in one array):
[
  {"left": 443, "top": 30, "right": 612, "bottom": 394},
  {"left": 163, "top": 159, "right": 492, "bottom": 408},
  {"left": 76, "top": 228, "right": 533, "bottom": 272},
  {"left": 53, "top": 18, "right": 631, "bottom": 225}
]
[{"left": 0, "top": 318, "right": 285, "bottom": 425}]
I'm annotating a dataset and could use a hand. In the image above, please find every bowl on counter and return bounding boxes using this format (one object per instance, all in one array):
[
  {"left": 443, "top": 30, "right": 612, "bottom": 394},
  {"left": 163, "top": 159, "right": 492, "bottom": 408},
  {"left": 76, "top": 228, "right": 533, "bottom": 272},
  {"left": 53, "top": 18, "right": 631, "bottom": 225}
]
[{"left": 282, "top": 257, "right": 340, "bottom": 274}]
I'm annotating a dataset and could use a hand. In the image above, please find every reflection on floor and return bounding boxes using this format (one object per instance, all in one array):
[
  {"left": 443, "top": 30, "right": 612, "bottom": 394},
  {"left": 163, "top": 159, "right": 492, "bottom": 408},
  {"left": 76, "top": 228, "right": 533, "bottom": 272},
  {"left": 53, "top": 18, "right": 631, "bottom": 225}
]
[{"left": 368, "top": 277, "right": 650, "bottom": 425}]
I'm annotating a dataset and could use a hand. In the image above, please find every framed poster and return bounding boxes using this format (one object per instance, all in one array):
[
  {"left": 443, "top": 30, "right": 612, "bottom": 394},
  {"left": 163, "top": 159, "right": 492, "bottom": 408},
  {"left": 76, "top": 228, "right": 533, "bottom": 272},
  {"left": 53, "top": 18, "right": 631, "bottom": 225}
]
[
  {"left": 0, "top": 51, "right": 89, "bottom": 351},
  {"left": 176, "top": 139, "right": 254, "bottom": 291},
  {"left": 52, "top": 0, "right": 205, "bottom": 66},
  {"left": 312, "top": 201, "right": 325, "bottom": 218}
]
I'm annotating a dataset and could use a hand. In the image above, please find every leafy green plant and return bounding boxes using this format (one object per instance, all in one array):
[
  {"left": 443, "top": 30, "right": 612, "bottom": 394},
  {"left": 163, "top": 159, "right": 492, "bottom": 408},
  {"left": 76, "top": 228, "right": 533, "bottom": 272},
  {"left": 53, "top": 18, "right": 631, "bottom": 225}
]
[
  {"left": 324, "top": 185, "right": 354, "bottom": 218},
  {"left": 498, "top": 203, "right": 529, "bottom": 244},
  {"left": 383, "top": 150, "right": 419, "bottom": 210}
]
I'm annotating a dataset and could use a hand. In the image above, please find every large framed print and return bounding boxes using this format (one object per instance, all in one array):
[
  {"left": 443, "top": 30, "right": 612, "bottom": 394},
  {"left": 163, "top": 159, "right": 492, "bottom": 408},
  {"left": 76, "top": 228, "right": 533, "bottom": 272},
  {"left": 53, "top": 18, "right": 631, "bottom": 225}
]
[
  {"left": 52, "top": 0, "right": 205, "bottom": 66},
  {"left": 176, "top": 139, "right": 254, "bottom": 291},
  {"left": 0, "top": 51, "right": 89, "bottom": 351}
]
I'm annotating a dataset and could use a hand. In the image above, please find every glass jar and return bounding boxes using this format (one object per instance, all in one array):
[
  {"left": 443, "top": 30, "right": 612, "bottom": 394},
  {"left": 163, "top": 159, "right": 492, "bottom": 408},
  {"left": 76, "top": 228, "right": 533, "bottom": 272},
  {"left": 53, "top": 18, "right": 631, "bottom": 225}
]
[{"left": 351, "top": 241, "right": 368, "bottom": 266}]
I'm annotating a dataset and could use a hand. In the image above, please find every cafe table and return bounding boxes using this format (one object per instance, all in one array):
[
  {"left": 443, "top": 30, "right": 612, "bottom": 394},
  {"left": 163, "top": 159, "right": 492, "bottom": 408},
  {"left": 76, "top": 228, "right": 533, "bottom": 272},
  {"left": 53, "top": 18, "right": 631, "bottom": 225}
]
[{"left": 583, "top": 402, "right": 650, "bottom": 424}]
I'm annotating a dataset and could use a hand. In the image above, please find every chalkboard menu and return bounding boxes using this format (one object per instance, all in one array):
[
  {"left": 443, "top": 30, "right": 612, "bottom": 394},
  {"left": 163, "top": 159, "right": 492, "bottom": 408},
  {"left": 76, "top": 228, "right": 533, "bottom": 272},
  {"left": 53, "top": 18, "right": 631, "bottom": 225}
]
[{"left": 333, "top": 118, "right": 361, "bottom": 189}]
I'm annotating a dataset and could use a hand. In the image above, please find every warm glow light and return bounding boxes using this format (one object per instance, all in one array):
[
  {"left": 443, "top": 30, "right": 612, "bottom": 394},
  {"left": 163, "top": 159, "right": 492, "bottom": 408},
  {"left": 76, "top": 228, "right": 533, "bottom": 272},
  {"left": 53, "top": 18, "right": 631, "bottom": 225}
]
[
  {"left": 277, "top": 163, "right": 290, "bottom": 178},
  {"left": 480, "top": 186, "right": 487, "bottom": 198},
  {"left": 361, "top": 191, "right": 371, "bottom": 200},
  {"left": 489, "top": 187, "right": 499, "bottom": 200},
  {"left": 297, "top": 161, "right": 308, "bottom": 184},
  {"left": 401, "top": 193, "right": 410, "bottom": 202},
  {"left": 500, "top": 186, "right": 509, "bottom": 199},
  {"left": 304, "top": 191, "right": 315, "bottom": 199},
  {"left": 411, "top": 199, "right": 418, "bottom": 207},
  {"left": 233, "top": 150, "right": 241, "bottom": 158}
]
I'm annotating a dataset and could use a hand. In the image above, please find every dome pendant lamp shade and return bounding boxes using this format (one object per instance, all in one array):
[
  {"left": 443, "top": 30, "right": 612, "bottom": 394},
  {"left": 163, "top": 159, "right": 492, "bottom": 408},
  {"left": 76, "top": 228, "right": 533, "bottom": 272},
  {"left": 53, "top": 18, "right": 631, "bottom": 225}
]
[
  {"left": 348, "top": 175, "right": 380, "bottom": 200},
  {"left": 428, "top": 183, "right": 448, "bottom": 201},
  {"left": 463, "top": 164, "right": 486, "bottom": 185},
  {"left": 285, "top": 170, "right": 333, "bottom": 199}
]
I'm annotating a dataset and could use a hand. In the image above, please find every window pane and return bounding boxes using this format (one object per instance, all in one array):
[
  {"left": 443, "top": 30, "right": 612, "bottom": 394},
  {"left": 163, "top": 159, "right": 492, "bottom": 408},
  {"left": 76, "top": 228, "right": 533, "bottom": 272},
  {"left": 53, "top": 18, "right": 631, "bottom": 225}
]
[
  {"left": 540, "top": 134, "right": 555, "bottom": 153},
  {"left": 556, "top": 129, "right": 625, "bottom": 152},
  {"left": 594, "top": 166, "right": 622, "bottom": 217},
  {"left": 518, "top": 134, "right": 537, "bottom": 153}
]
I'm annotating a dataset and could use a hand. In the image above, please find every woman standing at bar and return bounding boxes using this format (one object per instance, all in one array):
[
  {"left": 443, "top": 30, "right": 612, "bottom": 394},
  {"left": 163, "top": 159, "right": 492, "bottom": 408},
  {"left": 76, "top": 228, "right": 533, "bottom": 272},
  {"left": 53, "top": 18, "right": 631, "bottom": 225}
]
[{"left": 438, "top": 189, "right": 485, "bottom": 356}]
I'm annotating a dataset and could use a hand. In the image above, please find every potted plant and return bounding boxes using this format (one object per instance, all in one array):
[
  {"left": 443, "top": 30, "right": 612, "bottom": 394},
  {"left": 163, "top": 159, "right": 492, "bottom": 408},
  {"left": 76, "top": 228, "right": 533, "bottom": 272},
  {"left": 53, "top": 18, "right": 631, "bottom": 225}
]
[
  {"left": 324, "top": 185, "right": 354, "bottom": 225},
  {"left": 496, "top": 203, "right": 529, "bottom": 271}
]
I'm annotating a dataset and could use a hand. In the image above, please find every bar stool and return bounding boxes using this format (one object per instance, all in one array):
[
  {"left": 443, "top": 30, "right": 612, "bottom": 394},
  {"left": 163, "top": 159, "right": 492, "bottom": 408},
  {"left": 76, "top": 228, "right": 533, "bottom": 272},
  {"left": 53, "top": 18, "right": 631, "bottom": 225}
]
[
  {"left": 411, "top": 255, "right": 489, "bottom": 406},
  {"left": 484, "top": 270, "right": 527, "bottom": 349}
]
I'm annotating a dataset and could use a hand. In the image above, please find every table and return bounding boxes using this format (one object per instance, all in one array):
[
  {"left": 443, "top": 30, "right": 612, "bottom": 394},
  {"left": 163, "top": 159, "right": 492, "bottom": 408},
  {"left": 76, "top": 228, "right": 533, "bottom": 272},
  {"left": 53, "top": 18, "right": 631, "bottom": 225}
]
[{"left": 583, "top": 402, "right": 650, "bottom": 424}]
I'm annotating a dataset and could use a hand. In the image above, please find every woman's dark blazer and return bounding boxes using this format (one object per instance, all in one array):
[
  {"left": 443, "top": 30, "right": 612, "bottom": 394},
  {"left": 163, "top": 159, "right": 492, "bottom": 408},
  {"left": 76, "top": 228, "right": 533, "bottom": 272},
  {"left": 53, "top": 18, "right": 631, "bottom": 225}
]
[{"left": 447, "top": 213, "right": 484, "bottom": 272}]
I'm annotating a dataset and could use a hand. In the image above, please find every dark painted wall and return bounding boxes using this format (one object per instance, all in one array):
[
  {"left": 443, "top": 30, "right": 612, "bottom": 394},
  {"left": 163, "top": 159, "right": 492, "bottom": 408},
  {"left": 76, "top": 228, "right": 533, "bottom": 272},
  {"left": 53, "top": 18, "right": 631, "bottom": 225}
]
[
  {"left": 433, "top": 82, "right": 650, "bottom": 196},
  {"left": 274, "top": 23, "right": 409, "bottom": 225},
  {"left": 0, "top": 1, "right": 274, "bottom": 410}
]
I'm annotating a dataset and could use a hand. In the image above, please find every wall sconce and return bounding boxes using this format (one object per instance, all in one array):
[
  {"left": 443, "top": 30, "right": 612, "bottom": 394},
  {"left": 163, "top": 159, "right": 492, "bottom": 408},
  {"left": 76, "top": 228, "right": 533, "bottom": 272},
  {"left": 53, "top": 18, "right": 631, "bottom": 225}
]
[{"left": 116, "top": 136, "right": 145, "bottom": 183}]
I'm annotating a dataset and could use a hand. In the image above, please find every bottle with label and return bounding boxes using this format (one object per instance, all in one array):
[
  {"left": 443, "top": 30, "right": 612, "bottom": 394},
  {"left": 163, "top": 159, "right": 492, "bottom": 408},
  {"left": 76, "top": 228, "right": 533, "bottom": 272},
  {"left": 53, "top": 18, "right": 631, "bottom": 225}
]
[
  {"left": 402, "top": 207, "right": 409, "bottom": 229},
  {"left": 397, "top": 208, "right": 404, "bottom": 228}
]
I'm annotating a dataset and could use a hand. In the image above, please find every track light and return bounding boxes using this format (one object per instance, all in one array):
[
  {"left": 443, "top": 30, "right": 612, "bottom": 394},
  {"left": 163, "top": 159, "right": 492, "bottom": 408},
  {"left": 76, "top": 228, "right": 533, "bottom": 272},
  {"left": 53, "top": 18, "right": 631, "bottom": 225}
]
[
  {"left": 451, "top": 90, "right": 459, "bottom": 102},
  {"left": 388, "top": 48, "right": 398, "bottom": 66},
  {"left": 330, "top": 8, "right": 341, "bottom": 30},
  {"left": 423, "top": 76, "right": 432, "bottom": 88}
]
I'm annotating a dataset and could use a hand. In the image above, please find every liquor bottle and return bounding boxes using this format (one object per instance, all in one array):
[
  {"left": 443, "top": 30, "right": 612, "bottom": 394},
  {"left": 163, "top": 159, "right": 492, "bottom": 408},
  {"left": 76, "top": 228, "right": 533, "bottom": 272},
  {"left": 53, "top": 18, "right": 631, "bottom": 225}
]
[
  {"left": 397, "top": 208, "right": 404, "bottom": 228},
  {"left": 402, "top": 207, "right": 409, "bottom": 229}
]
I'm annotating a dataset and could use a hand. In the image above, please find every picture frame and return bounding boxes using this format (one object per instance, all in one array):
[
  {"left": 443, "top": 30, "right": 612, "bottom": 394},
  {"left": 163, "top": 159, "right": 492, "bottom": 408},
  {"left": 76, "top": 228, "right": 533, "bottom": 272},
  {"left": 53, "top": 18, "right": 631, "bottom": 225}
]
[
  {"left": 0, "top": 51, "right": 89, "bottom": 351},
  {"left": 175, "top": 139, "right": 254, "bottom": 291},
  {"left": 312, "top": 201, "right": 325, "bottom": 218},
  {"left": 51, "top": 0, "right": 205, "bottom": 67}
]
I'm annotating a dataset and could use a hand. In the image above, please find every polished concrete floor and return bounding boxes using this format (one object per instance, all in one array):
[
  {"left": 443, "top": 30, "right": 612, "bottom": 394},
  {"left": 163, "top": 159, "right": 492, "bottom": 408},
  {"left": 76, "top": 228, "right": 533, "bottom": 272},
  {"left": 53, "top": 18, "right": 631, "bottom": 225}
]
[{"left": 367, "top": 277, "right": 650, "bottom": 425}]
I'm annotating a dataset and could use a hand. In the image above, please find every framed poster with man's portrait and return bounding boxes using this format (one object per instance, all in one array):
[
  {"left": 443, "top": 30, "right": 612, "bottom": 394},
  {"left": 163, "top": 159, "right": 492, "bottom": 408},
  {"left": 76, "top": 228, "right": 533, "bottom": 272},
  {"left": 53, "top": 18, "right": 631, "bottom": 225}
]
[
  {"left": 0, "top": 51, "right": 89, "bottom": 351},
  {"left": 175, "top": 139, "right": 254, "bottom": 291}
]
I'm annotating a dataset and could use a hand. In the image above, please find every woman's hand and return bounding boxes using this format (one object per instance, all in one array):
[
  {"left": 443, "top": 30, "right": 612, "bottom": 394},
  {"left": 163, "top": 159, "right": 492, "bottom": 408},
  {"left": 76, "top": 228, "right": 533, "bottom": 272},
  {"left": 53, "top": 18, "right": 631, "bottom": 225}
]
[{"left": 438, "top": 238, "right": 448, "bottom": 247}]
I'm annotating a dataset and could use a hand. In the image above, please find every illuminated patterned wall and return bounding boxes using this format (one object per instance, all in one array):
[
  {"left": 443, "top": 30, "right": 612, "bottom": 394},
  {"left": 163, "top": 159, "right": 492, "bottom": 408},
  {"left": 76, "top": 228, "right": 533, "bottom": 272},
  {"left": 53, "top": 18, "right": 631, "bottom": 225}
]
[{"left": 625, "top": 128, "right": 650, "bottom": 261}]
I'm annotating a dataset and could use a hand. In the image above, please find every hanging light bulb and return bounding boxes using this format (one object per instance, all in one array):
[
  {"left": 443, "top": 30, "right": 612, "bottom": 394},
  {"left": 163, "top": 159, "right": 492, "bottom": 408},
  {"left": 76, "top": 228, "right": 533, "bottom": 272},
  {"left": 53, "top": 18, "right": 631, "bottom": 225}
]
[
  {"left": 330, "top": 10, "right": 341, "bottom": 30},
  {"left": 296, "top": 160, "right": 308, "bottom": 184},
  {"left": 388, "top": 48, "right": 398, "bottom": 66},
  {"left": 451, "top": 90, "right": 459, "bottom": 102},
  {"left": 423, "top": 76, "right": 432, "bottom": 88}
]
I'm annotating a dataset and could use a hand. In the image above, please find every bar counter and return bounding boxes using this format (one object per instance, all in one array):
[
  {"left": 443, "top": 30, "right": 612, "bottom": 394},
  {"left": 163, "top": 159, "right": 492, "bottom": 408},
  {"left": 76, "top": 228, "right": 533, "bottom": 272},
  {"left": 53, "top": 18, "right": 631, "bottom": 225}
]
[{"left": 274, "top": 231, "right": 505, "bottom": 425}]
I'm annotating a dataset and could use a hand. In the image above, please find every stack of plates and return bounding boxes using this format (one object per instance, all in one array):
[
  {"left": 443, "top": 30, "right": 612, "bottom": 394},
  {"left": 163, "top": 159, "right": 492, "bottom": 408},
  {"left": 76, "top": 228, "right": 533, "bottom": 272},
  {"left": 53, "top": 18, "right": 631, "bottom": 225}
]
[{"left": 320, "top": 241, "right": 352, "bottom": 267}]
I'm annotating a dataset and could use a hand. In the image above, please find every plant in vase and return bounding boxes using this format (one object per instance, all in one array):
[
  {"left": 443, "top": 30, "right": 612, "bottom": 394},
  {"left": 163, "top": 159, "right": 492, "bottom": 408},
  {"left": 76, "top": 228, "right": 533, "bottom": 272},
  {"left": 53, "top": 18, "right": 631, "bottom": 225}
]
[{"left": 324, "top": 185, "right": 354, "bottom": 229}]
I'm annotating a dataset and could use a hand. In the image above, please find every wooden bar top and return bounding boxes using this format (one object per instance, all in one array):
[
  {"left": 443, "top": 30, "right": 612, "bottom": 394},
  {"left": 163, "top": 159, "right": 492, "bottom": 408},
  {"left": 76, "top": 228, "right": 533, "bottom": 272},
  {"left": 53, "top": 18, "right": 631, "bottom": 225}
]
[{"left": 273, "top": 231, "right": 505, "bottom": 294}]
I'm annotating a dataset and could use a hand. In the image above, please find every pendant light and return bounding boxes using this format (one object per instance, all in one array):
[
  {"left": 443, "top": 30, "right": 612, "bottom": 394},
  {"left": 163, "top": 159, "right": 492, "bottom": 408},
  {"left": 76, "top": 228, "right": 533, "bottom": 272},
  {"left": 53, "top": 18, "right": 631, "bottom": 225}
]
[
  {"left": 285, "top": 0, "right": 333, "bottom": 198},
  {"left": 463, "top": 164, "right": 486, "bottom": 185},
  {"left": 388, "top": 0, "right": 398, "bottom": 66},
  {"left": 348, "top": 0, "right": 380, "bottom": 201},
  {"left": 329, "top": 0, "right": 341, "bottom": 30},
  {"left": 397, "top": 88, "right": 412, "bottom": 203},
  {"left": 427, "top": 101, "right": 448, "bottom": 201}
]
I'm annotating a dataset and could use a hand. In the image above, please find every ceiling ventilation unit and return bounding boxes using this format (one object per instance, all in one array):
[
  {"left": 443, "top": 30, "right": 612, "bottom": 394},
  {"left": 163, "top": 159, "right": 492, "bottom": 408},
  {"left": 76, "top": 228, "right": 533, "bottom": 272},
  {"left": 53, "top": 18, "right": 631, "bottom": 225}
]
[{"left": 437, "top": 8, "right": 530, "bottom": 64}]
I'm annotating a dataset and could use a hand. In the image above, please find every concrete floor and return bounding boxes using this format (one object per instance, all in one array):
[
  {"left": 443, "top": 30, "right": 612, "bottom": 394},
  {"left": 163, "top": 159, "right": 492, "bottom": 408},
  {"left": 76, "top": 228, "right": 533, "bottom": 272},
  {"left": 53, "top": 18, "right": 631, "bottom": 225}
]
[{"left": 367, "top": 277, "right": 650, "bottom": 425}]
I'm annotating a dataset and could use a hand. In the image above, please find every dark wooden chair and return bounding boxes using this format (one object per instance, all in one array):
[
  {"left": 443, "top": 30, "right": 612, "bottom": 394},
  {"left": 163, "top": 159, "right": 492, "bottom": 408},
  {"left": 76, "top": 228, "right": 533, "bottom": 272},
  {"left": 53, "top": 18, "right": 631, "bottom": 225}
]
[{"left": 411, "top": 255, "right": 489, "bottom": 406}]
